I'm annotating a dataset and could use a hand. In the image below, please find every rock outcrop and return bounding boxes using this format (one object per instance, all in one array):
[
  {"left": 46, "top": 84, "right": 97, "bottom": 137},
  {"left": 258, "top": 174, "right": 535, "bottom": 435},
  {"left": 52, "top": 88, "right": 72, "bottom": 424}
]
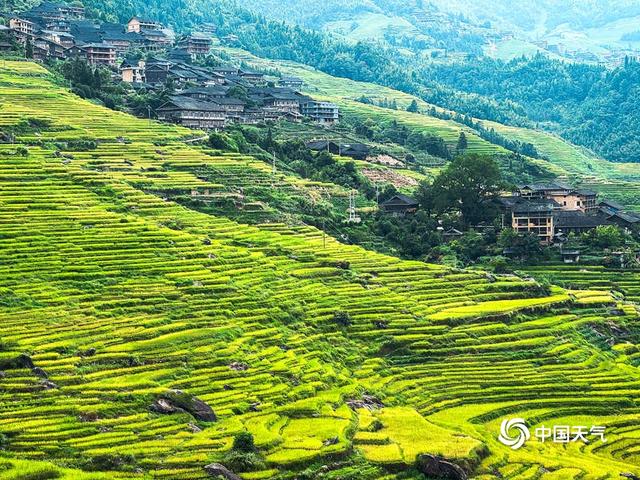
[
  {"left": 203, "top": 463, "right": 241, "bottom": 480},
  {"left": 416, "top": 454, "right": 468, "bottom": 480},
  {"left": 150, "top": 390, "right": 217, "bottom": 422}
]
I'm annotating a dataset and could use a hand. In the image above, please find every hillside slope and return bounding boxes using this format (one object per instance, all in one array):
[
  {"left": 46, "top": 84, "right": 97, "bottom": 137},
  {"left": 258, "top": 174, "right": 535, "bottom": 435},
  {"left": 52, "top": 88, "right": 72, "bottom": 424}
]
[
  {"left": 222, "top": 46, "right": 640, "bottom": 211},
  {"left": 1, "top": 61, "right": 640, "bottom": 480}
]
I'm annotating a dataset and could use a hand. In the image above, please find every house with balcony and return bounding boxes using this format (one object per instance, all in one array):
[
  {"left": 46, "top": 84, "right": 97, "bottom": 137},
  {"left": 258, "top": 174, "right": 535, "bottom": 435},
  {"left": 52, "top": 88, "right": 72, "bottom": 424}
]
[
  {"left": 156, "top": 96, "right": 227, "bottom": 130},
  {"left": 301, "top": 100, "right": 339, "bottom": 125}
]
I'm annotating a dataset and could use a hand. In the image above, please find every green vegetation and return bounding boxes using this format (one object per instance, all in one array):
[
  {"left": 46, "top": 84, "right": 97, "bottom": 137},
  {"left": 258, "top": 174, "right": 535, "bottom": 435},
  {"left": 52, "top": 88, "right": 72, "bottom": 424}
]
[{"left": 2, "top": 60, "right": 640, "bottom": 480}]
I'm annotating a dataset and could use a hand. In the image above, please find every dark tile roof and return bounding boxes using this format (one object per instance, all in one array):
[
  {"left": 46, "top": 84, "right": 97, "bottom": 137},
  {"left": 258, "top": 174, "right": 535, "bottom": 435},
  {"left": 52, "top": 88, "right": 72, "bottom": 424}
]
[
  {"left": 129, "top": 16, "right": 160, "bottom": 24},
  {"left": 380, "top": 194, "right": 419, "bottom": 207},
  {"left": 519, "top": 182, "right": 571, "bottom": 192},
  {"left": 180, "top": 86, "right": 229, "bottom": 96},
  {"left": 598, "top": 199, "right": 625, "bottom": 211},
  {"left": 609, "top": 211, "right": 640, "bottom": 224},
  {"left": 554, "top": 211, "right": 609, "bottom": 228},
  {"left": 340, "top": 143, "right": 370, "bottom": 152},
  {"left": 158, "top": 96, "right": 225, "bottom": 112},
  {"left": 210, "top": 97, "right": 246, "bottom": 106},
  {"left": 508, "top": 198, "right": 558, "bottom": 213},
  {"left": 306, "top": 140, "right": 339, "bottom": 150}
]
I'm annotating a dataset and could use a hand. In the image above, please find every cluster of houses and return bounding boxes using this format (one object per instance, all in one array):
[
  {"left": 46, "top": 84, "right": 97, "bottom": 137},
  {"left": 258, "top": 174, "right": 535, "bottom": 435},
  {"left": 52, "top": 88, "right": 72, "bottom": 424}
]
[
  {"left": 497, "top": 182, "right": 640, "bottom": 243},
  {"left": 2, "top": 2, "right": 340, "bottom": 129},
  {"left": 3, "top": 2, "right": 193, "bottom": 63},
  {"left": 377, "top": 182, "right": 640, "bottom": 246},
  {"left": 127, "top": 59, "right": 339, "bottom": 128}
]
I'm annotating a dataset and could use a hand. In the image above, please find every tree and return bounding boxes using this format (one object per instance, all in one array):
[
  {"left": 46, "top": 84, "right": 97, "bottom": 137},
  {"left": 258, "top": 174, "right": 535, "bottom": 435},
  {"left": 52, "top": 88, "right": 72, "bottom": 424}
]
[
  {"left": 456, "top": 131, "right": 468, "bottom": 152},
  {"left": 430, "top": 154, "right": 503, "bottom": 225},
  {"left": 498, "top": 229, "right": 542, "bottom": 260},
  {"left": 232, "top": 432, "right": 257, "bottom": 453},
  {"left": 584, "top": 225, "right": 626, "bottom": 249},
  {"left": 406, "top": 99, "right": 419, "bottom": 113},
  {"left": 25, "top": 38, "right": 33, "bottom": 59}
]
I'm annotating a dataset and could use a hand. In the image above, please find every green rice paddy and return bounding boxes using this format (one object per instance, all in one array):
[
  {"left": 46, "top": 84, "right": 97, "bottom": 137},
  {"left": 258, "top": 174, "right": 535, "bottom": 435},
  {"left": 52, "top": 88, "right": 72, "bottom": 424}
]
[{"left": 1, "top": 61, "right": 640, "bottom": 479}]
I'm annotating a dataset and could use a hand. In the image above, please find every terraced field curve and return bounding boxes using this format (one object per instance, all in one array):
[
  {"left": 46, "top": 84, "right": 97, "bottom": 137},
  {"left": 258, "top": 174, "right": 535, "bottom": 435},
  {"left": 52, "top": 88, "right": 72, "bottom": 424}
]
[{"left": 1, "top": 61, "right": 640, "bottom": 480}]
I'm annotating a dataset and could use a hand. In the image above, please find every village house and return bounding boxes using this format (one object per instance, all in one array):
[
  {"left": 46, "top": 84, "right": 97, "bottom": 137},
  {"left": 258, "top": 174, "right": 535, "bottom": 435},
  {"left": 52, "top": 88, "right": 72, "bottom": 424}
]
[
  {"left": 379, "top": 194, "right": 419, "bottom": 217},
  {"left": 301, "top": 100, "right": 339, "bottom": 125},
  {"left": 554, "top": 210, "right": 610, "bottom": 235},
  {"left": 156, "top": 96, "right": 227, "bottom": 130},
  {"left": 278, "top": 76, "right": 304, "bottom": 91},
  {"left": 177, "top": 33, "right": 212, "bottom": 56},
  {"left": 212, "top": 66, "right": 239, "bottom": 77},
  {"left": 561, "top": 250, "right": 581, "bottom": 264},
  {"left": 339, "top": 143, "right": 370, "bottom": 160},
  {"left": 209, "top": 97, "right": 246, "bottom": 119},
  {"left": 33, "top": 36, "right": 65, "bottom": 60},
  {"left": 140, "top": 29, "right": 172, "bottom": 50},
  {"left": 239, "top": 69, "right": 265, "bottom": 85},
  {"left": 180, "top": 86, "right": 229, "bottom": 100},
  {"left": 69, "top": 42, "right": 116, "bottom": 65},
  {"left": 9, "top": 17, "right": 36, "bottom": 35},
  {"left": 143, "top": 60, "right": 172, "bottom": 84},
  {"left": 607, "top": 211, "right": 640, "bottom": 232},
  {"left": 120, "top": 59, "right": 146, "bottom": 83},
  {"left": 598, "top": 199, "right": 625, "bottom": 216},
  {"left": 306, "top": 140, "right": 341, "bottom": 155},
  {"left": 262, "top": 91, "right": 306, "bottom": 113},
  {"left": 40, "top": 29, "right": 75, "bottom": 48},
  {"left": 518, "top": 183, "right": 597, "bottom": 213},
  {"left": 127, "top": 17, "right": 162, "bottom": 33},
  {"left": 31, "top": 1, "right": 85, "bottom": 21},
  {"left": 99, "top": 23, "right": 142, "bottom": 54},
  {"left": 0, "top": 38, "right": 14, "bottom": 54},
  {"left": 498, "top": 197, "right": 556, "bottom": 243}
]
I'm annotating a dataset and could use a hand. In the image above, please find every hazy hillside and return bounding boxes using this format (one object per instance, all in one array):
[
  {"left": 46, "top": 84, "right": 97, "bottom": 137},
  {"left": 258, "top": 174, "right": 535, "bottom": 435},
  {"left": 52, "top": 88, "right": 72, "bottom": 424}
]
[{"left": 239, "top": 0, "right": 640, "bottom": 36}]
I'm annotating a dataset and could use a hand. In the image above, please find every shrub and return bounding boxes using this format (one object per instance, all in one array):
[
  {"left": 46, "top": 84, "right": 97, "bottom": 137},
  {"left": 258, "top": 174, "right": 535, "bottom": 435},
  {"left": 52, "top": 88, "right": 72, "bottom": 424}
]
[
  {"left": 223, "top": 433, "right": 264, "bottom": 472},
  {"left": 85, "top": 454, "right": 136, "bottom": 471},
  {"left": 12, "top": 469, "right": 60, "bottom": 480},
  {"left": 232, "top": 432, "right": 257, "bottom": 453},
  {"left": 489, "top": 255, "right": 511, "bottom": 274},
  {"left": 222, "top": 450, "right": 265, "bottom": 472},
  {"left": 15, "top": 146, "right": 28, "bottom": 157},
  {"left": 209, "top": 132, "right": 238, "bottom": 151},
  {"left": 333, "top": 311, "right": 352, "bottom": 327}
]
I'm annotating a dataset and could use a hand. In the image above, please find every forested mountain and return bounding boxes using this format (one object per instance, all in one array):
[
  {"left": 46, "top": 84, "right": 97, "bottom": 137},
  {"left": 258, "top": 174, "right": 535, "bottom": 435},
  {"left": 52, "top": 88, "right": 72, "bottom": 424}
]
[{"left": 239, "top": 0, "right": 640, "bottom": 36}]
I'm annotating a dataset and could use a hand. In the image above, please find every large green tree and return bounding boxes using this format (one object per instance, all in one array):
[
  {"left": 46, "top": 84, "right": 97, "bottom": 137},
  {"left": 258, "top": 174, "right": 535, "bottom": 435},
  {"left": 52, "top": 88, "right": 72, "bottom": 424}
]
[{"left": 423, "top": 154, "right": 504, "bottom": 225}]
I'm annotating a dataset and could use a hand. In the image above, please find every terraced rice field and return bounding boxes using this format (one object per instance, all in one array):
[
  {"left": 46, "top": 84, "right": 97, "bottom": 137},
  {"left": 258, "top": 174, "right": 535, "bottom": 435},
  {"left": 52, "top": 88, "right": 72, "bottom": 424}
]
[
  {"left": 518, "top": 265, "right": 640, "bottom": 303},
  {"left": 1, "top": 61, "right": 640, "bottom": 479}
]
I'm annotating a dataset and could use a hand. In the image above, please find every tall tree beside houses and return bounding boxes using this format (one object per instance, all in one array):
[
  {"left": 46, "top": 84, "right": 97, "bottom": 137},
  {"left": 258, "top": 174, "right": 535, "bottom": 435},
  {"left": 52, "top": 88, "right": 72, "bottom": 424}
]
[
  {"left": 25, "top": 37, "right": 33, "bottom": 58},
  {"left": 456, "top": 131, "right": 468, "bottom": 153},
  {"left": 424, "top": 154, "right": 504, "bottom": 226}
]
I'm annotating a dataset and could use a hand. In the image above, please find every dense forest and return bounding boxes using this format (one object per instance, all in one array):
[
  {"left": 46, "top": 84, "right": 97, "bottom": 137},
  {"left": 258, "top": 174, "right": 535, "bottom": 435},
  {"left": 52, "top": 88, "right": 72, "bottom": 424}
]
[{"left": 17, "top": 0, "right": 640, "bottom": 163}]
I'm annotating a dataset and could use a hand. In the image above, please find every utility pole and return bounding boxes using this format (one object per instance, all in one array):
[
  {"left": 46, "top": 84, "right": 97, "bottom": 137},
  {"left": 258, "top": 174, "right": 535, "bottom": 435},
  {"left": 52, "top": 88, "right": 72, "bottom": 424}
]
[
  {"left": 347, "top": 190, "right": 357, "bottom": 223},
  {"left": 322, "top": 219, "right": 326, "bottom": 249},
  {"left": 271, "top": 151, "right": 276, "bottom": 187},
  {"left": 147, "top": 105, "right": 152, "bottom": 123},
  {"left": 375, "top": 183, "right": 380, "bottom": 205}
]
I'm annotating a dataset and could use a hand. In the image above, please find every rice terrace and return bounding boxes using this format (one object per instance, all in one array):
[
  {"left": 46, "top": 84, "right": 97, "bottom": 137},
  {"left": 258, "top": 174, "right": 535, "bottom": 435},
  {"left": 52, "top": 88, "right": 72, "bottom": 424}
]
[{"left": 3, "top": 1, "right": 640, "bottom": 480}]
